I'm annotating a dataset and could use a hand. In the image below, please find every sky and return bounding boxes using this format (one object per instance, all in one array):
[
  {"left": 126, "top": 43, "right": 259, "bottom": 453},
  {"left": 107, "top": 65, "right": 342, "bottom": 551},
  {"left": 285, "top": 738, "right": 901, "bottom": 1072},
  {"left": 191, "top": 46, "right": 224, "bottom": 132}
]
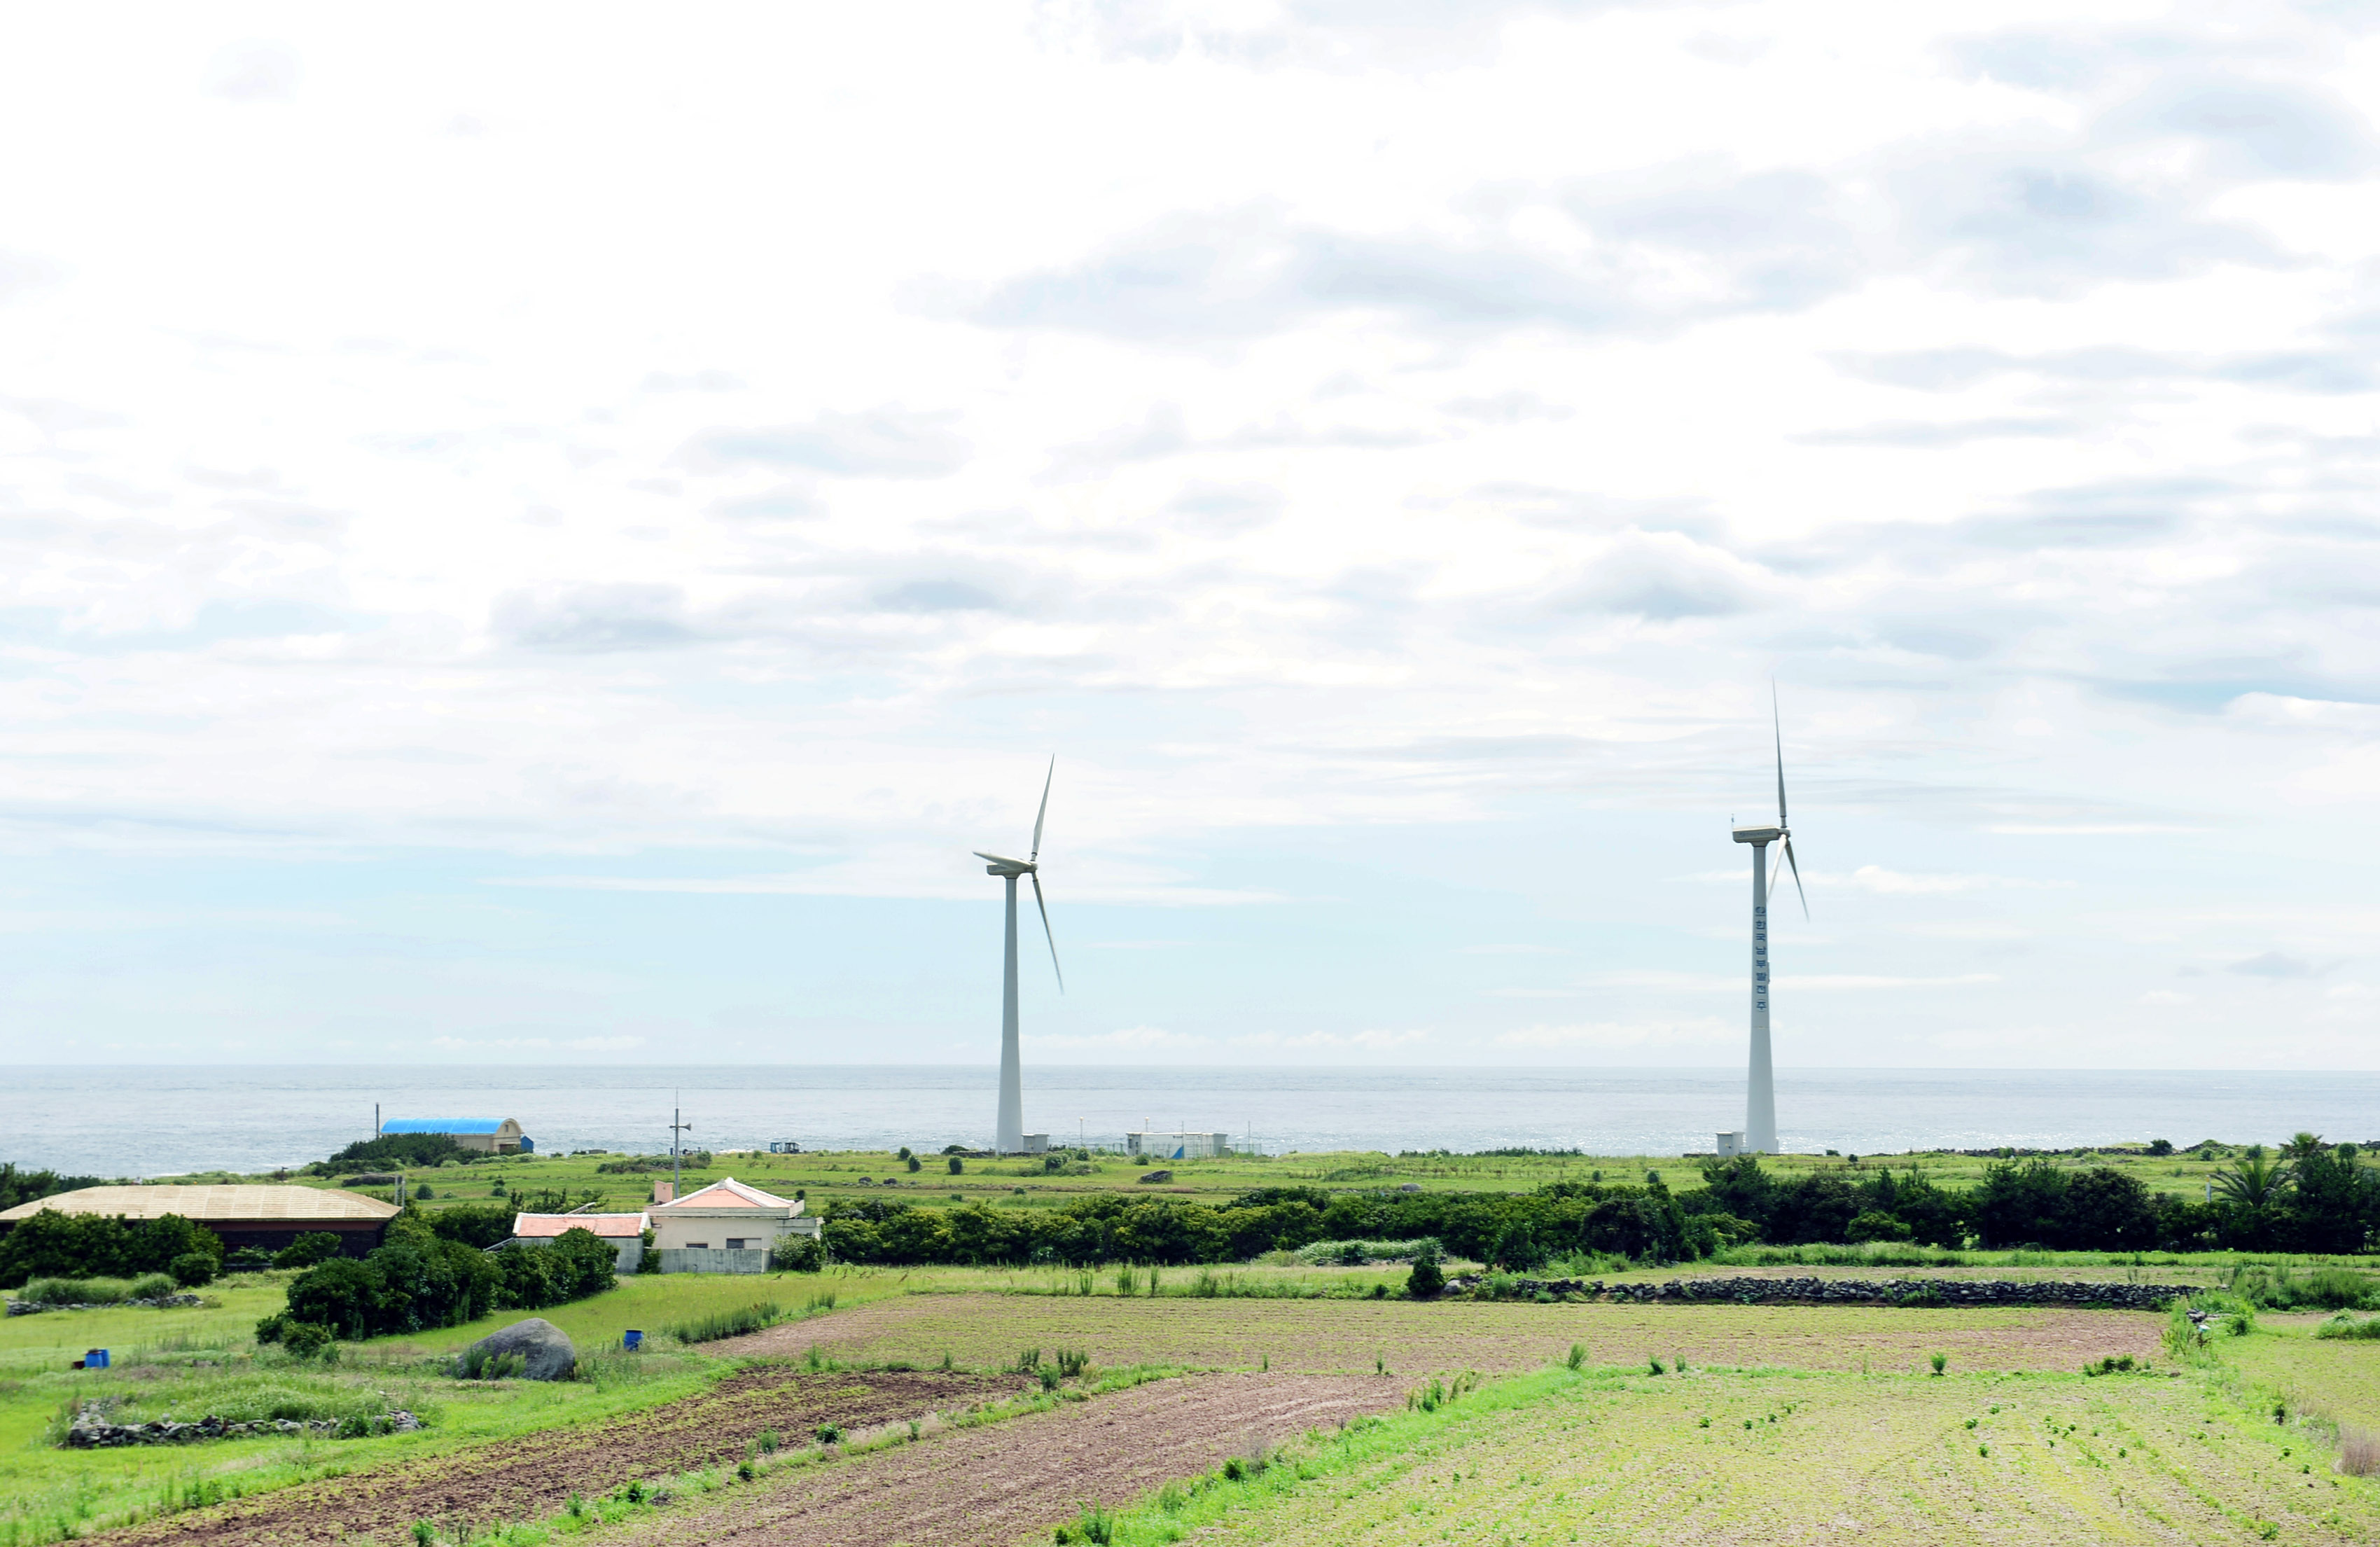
[{"left": 1, "top": 1, "right": 2376, "bottom": 1071}]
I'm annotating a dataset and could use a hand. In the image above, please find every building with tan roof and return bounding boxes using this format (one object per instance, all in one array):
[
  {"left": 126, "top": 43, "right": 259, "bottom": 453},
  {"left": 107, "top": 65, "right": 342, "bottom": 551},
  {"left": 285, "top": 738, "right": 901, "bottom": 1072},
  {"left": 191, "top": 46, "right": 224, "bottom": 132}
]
[
  {"left": 647, "top": 1177, "right": 819, "bottom": 1273},
  {"left": 0, "top": 1185, "right": 399, "bottom": 1258},
  {"left": 508, "top": 1210, "right": 650, "bottom": 1272}
]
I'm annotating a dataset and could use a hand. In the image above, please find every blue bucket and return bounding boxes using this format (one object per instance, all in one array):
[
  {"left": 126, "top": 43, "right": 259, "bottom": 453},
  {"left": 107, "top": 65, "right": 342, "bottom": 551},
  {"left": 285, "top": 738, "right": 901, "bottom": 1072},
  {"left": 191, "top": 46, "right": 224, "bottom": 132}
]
[
  {"left": 86, "top": 1349, "right": 109, "bottom": 1370},
  {"left": 622, "top": 1330, "right": 643, "bottom": 1351}
]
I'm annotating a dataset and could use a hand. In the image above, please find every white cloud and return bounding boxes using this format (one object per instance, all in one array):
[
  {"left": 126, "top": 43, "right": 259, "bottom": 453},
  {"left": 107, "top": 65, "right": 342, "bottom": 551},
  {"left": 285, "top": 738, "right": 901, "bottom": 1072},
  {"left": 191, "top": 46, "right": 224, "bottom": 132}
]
[{"left": 0, "top": 4, "right": 2376, "bottom": 1066}]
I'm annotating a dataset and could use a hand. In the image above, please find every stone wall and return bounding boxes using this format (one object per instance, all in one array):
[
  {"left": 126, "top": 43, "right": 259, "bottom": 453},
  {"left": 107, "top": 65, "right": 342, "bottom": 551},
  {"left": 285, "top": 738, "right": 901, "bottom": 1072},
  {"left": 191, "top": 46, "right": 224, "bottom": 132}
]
[
  {"left": 1447, "top": 1274, "right": 2194, "bottom": 1310},
  {"left": 63, "top": 1409, "right": 421, "bottom": 1448},
  {"left": 6, "top": 1294, "right": 203, "bottom": 1317}
]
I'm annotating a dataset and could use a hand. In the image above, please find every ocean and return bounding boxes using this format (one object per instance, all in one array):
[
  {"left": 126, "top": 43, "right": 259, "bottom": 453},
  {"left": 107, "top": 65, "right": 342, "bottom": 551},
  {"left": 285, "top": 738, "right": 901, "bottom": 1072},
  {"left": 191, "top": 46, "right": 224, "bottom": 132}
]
[{"left": 3, "top": 1066, "right": 2374, "bottom": 1178}]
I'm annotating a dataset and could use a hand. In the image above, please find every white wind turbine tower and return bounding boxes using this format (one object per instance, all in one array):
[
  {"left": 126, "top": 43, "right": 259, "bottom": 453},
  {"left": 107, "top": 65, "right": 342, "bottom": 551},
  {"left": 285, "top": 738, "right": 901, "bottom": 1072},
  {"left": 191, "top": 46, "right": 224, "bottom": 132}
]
[
  {"left": 1731, "top": 688, "right": 1807, "bottom": 1153},
  {"left": 975, "top": 757, "right": 1064, "bottom": 1155}
]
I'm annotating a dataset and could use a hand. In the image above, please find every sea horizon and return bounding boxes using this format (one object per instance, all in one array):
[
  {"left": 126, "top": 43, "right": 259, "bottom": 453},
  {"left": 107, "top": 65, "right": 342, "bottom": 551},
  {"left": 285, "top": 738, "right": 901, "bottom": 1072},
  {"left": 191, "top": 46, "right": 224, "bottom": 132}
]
[{"left": 5, "top": 1064, "right": 2374, "bottom": 1180}]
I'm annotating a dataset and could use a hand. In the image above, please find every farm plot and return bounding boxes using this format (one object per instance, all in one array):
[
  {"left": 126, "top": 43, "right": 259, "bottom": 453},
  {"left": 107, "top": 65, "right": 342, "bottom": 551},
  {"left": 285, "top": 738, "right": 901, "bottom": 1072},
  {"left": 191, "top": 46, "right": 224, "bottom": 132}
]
[
  {"left": 1085, "top": 1365, "right": 2380, "bottom": 1546},
  {"left": 609, "top": 1372, "right": 1402, "bottom": 1547},
  {"left": 734, "top": 1291, "right": 2165, "bottom": 1376},
  {"left": 2231, "top": 1322, "right": 2380, "bottom": 1431},
  {"left": 97, "top": 1367, "right": 1026, "bottom": 1547}
]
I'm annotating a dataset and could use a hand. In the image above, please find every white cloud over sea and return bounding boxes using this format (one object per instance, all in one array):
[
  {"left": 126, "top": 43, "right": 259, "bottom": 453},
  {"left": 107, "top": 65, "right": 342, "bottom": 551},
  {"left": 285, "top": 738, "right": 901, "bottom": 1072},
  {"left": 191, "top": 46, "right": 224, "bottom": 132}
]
[{"left": 0, "top": 1, "right": 2376, "bottom": 1068}]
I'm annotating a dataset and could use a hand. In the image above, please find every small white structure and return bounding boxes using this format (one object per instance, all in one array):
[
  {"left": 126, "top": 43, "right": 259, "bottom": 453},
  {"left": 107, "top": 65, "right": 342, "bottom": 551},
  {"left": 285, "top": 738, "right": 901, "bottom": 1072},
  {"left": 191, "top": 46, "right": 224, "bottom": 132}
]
[
  {"left": 1021, "top": 1133, "right": 1050, "bottom": 1155},
  {"left": 1715, "top": 1132, "right": 1746, "bottom": 1159},
  {"left": 1127, "top": 1130, "right": 1232, "bottom": 1160},
  {"left": 648, "top": 1177, "right": 821, "bottom": 1274},
  {"left": 509, "top": 1211, "right": 650, "bottom": 1272}
]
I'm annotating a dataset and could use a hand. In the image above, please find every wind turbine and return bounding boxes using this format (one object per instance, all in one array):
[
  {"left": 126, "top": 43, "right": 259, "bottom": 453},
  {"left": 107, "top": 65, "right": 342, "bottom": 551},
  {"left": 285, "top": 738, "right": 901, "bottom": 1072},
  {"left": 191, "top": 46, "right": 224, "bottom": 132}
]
[
  {"left": 1730, "top": 686, "right": 1807, "bottom": 1153},
  {"left": 974, "top": 757, "right": 1064, "bottom": 1155}
]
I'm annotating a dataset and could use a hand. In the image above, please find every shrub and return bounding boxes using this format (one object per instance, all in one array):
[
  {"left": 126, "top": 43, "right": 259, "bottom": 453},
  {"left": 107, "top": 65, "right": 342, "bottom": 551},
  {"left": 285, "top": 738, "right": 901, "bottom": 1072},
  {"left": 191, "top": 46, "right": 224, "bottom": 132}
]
[
  {"left": 770, "top": 1235, "right": 824, "bottom": 1272},
  {"left": 1930, "top": 1352, "right": 1947, "bottom": 1375},
  {"left": 1566, "top": 1342, "right": 1585, "bottom": 1371},
  {"left": 274, "top": 1233, "right": 344, "bottom": 1271},
  {"left": 2316, "top": 1315, "right": 2380, "bottom": 1341},
  {"left": 1846, "top": 1211, "right": 1914, "bottom": 1244},
  {"left": 127, "top": 1272, "right": 177, "bottom": 1300},
  {"left": 1053, "top": 1503, "right": 1115, "bottom": 1544},
  {"left": 815, "top": 1422, "right": 842, "bottom": 1445},
  {"left": 1407, "top": 1248, "right": 1445, "bottom": 1300},
  {"left": 25, "top": 1276, "right": 118, "bottom": 1305},
  {"left": 666, "top": 1301, "right": 781, "bottom": 1343},
  {"left": 281, "top": 1321, "right": 336, "bottom": 1361},
  {"left": 316, "top": 1133, "right": 471, "bottom": 1174},
  {"left": 907, "top": 1156, "right": 922, "bottom": 1173},
  {"left": 168, "top": 1251, "right": 216, "bottom": 1288},
  {"left": 1057, "top": 1347, "right": 1090, "bottom": 1378},
  {"left": 948, "top": 1157, "right": 964, "bottom": 1175}
]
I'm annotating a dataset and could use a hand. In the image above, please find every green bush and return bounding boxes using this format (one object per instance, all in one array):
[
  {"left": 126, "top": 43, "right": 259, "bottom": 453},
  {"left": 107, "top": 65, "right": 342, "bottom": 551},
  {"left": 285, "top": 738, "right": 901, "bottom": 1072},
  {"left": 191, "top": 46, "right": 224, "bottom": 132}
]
[
  {"left": 127, "top": 1272, "right": 177, "bottom": 1300},
  {"left": 168, "top": 1251, "right": 216, "bottom": 1288},
  {"left": 22, "top": 1275, "right": 131, "bottom": 1305},
  {"left": 281, "top": 1321, "right": 336, "bottom": 1361},
  {"left": 1407, "top": 1249, "right": 1445, "bottom": 1300},
  {"left": 948, "top": 1156, "right": 964, "bottom": 1175},
  {"left": 0, "top": 1209, "right": 220, "bottom": 1289},
  {"left": 2316, "top": 1315, "right": 2380, "bottom": 1341},
  {"left": 769, "top": 1235, "right": 824, "bottom": 1272},
  {"left": 665, "top": 1300, "right": 781, "bottom": 1344},
  {"left": 274, "top": 1233, "right": 345, "bottom": 1270}
]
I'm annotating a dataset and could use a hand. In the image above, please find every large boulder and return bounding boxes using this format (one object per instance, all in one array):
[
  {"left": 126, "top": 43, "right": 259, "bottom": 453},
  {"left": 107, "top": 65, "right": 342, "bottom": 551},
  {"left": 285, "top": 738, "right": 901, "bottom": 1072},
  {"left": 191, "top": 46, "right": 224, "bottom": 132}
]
[{"left": 456, "top": 1317, "right": 576, "bottom": 1381}]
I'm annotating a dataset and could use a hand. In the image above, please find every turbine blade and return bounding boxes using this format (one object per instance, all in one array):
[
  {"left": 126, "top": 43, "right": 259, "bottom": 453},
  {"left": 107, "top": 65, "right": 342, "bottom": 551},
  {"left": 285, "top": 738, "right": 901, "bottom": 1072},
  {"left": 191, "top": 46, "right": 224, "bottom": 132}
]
[
  {"left": 1031, "top": 755, "right": 1054, "bottom": 863},
  {"left": 1031, "top": 872, "right": 1064, "bottom": 992},
  {"left": 1783, "top": 835, "right": 1809, "bottom": 920},
  {"left": 973, "top": 850, "right": 1027, "bottom": 867},
  {"left": 1772, "top": 680, "right": 1789, "bottom": 830}
]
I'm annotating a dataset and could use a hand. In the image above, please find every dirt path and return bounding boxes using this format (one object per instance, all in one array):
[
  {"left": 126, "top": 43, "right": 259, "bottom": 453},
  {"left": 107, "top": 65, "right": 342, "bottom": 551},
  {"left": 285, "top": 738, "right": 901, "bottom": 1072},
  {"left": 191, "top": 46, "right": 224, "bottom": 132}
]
[
  {"left": 721, "top": 1291, "right": 2166, "bottom": 1375},
  {"left": 99, "top": 1368, "right": 1027, "bottom": 1546},
  {"left": 615, "top": 1373, "right": 1400, "bottom": 1547}
]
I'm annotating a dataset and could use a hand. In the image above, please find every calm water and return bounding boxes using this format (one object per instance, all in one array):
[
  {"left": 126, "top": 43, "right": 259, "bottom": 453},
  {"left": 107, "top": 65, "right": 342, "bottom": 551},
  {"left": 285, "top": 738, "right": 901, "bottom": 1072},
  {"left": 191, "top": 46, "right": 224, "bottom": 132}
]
[{"left": 2, "top": 1066, "right": 2373, "bottom": 1177}]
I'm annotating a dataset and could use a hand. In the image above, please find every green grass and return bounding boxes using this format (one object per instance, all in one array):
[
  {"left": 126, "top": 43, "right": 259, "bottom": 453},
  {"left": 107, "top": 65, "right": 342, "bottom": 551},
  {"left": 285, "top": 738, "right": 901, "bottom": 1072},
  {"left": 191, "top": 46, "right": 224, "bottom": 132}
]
[
  {"left": 1082, "top": 1361, "right": 2380, "bottom": 1544},
  {"left": 0, "top": 1266, "right": 913, "bottom": 1546},
  {"left": 126, "top": 1139, "right": 2368, "bottom": 1221}
]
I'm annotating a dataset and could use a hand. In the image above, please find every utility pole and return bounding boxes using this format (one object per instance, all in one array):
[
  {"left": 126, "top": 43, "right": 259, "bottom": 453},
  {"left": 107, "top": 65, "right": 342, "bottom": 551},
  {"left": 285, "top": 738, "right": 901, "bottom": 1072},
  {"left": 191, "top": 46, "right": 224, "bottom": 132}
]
[{"left": 669, "top": 1092, "right": 693, "bottom": 1198}]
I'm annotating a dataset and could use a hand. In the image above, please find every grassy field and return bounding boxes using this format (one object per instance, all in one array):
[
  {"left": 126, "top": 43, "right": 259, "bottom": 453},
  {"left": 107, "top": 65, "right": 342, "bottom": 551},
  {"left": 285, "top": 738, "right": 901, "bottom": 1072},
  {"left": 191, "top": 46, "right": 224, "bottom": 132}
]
[
  {"left": 7, "top": 1259, "right": 2379, "bottom": 1546},
  {"left": 1075, "top": 1359, "right": 2380, "bottom": 1546},
  {"left": 0, "top": 1266, "right": 912, "bottom": 1546},
  {"left": 765, "top": 1290, "right": 2169, "bottom": 1378},
  {"left": 123, "top": 1138, "right": 2341, "bottom": 1219}
]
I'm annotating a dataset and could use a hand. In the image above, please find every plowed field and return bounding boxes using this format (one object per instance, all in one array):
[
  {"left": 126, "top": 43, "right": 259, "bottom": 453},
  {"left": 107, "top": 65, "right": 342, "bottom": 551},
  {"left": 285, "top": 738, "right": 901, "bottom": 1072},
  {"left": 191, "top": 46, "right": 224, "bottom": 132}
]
[
  {"left": 723, "top": 1292, "right": 2164, "bottom": 1375},
  {"left": 613, "top": 1372, "right": 1401, "bottom": 1547},
  {"left": 99, "top": 1367, "right": 1027, "bottom": 1546}
]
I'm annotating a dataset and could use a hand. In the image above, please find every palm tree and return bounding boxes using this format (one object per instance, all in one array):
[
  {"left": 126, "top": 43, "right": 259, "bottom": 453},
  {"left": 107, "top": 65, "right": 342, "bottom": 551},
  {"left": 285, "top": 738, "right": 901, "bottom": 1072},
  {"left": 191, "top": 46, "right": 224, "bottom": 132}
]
[
  {"left": 2282, "top": 1132, "right": 2328, "bottom": 1163},
  {"left": 2215, "top": 1144, "right": 2293, "bottom": 1212}
]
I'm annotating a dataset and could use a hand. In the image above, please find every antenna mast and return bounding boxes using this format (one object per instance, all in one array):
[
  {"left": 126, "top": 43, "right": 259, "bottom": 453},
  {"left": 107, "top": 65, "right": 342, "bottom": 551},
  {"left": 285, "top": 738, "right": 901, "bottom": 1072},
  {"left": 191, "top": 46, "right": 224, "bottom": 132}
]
[{"left": 669, "top": 1091, "right": 693, "bottom": 1196}]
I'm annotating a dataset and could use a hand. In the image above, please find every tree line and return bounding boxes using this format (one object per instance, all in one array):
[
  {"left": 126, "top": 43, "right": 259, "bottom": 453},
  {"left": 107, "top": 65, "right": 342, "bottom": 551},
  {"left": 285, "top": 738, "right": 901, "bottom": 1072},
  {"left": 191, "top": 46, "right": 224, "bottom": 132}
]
[{"left": 817, "top": 1139, "right": 2379, "bottom": 1268}]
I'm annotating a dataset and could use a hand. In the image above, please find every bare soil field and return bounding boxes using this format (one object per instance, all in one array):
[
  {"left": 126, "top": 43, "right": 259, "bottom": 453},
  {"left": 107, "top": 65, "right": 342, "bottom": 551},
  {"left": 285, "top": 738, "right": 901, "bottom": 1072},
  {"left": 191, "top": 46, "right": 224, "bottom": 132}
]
[
  {"left": 612, "top": 1372, "right": 1401, "bottom": 1547},
  {"left": 729, "top": 1291, "right": 2166, "bottom": 1376},
  {"left": 97, "top": 1367, "right": 1027, "bottom": 1546}
]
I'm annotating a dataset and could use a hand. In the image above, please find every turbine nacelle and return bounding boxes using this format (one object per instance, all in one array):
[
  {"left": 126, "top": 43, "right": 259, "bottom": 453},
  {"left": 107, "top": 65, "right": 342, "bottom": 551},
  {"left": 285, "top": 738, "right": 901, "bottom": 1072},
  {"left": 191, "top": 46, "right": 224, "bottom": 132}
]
[
  {"left": 974, "top": 851, "right": 1036, "bottom": 878},
  {"left": 1731, "top": 824, "right": 1783, "bottom": 845}
]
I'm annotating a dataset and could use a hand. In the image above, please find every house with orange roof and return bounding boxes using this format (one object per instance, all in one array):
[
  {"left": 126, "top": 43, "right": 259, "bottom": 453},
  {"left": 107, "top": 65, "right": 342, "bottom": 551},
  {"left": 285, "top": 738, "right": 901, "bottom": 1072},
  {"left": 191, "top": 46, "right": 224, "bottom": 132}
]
[
  {"left": 507, "top": 1209, "right": 650, "bottom": 1272},
  {"left": 647, "top": 1177, "right": 821, "bottom": 1274}
]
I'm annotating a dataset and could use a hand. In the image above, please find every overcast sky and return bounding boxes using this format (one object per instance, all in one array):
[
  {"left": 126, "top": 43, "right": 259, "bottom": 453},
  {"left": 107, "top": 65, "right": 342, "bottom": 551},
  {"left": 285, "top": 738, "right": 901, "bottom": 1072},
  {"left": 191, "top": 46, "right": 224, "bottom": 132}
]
[{"left": 2, "top": 1, "right": 2376, "bottom": 1071}]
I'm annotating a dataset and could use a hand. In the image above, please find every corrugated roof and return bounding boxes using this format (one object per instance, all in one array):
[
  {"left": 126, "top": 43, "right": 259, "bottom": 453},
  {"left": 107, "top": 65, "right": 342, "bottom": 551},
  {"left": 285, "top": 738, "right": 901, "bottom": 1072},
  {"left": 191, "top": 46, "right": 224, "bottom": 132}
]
[
  {"left": 0, "top": 1186, "right": 400, "bottom": 1225},
  {"left": 380, "top": 1119, "right": 511, "bottom": 1135},
  {"left": 651, "top": 1177, "right": 798, "bottom": 1212},
  {"left": 512, "top": 1212, "right": 648, "bottom": 1240}
]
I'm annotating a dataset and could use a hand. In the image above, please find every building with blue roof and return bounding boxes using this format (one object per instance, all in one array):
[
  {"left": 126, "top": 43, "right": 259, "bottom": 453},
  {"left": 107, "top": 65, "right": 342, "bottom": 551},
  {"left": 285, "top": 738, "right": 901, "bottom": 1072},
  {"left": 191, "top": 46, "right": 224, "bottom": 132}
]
[{"left": 380, "top": 1117, "right": 531, "bottom": 1153}]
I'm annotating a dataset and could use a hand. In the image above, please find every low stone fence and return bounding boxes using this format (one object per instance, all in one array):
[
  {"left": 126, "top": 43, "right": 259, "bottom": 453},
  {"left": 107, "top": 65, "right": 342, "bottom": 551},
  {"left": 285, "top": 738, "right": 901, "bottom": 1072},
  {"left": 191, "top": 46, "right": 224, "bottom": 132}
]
[
  {"left": 63, "top": 1409, "right": 422, "bottom": 1448},
  {"left": 6, "top": 1294, "right": 204, "bottom": 1317},
  {"left": 1447, "top": 1275, "right": 2195, "bottom": 1310}
]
